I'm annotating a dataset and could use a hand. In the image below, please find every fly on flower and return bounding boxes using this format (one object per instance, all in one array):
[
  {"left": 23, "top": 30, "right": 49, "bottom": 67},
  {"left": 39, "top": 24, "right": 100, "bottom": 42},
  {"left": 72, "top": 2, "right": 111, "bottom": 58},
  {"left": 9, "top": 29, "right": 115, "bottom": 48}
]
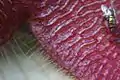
[
  {"left": 101, "top": 5, "right": 120, "bottom": 44},
  {"left": 101, "top": 5, "right": 116, "bottom": 32}
]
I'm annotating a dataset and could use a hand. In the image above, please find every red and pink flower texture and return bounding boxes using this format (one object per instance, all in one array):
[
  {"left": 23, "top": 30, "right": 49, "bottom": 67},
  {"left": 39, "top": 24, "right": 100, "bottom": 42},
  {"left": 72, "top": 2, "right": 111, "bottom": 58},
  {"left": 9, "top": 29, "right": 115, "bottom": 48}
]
[{"left": 1, "top": 0, "right": 120, "bottom": 80}]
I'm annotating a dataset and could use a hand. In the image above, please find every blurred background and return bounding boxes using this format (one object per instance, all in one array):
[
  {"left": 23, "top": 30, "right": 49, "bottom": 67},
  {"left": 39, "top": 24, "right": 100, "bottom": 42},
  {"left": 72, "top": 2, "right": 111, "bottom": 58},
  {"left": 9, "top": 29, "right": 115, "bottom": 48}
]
[{"left": 0, "top": 26, "right": 73, "bottom": 80}]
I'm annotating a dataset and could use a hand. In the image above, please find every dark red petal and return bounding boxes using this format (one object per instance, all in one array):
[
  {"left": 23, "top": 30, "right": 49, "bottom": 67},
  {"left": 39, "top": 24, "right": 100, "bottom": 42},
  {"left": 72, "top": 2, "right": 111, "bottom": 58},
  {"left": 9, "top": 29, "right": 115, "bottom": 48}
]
[
  {"left": 0, "top": 0, "right": 32, "bottom": 45},
  {"left": 0, "top": 0, "right": 16, "bottom": 44},
  {"left": 30, "top": 0, "right": 120, "bottom": 80}
]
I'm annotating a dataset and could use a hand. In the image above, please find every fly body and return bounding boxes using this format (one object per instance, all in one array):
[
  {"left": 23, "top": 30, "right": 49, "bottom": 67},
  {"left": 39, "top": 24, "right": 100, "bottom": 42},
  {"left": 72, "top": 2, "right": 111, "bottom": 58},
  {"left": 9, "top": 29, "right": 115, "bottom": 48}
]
[
  {"left": 101, "top": 5, "right": 120, "bottom": 44},
  {"left": 101, "top": 5, "right": 116, "bottom": 32}
]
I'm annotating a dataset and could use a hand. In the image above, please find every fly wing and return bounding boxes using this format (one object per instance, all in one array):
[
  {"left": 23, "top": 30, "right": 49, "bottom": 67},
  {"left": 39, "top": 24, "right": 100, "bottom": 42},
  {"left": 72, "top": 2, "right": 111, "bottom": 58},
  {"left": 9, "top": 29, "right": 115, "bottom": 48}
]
[
  {"left": 109, "top": 7, "right": 116, "bottom": 16},
  {"left": 110, "top": 0, "right": 116, "bottom": 15},
  {"left": 101, "top": 5, "right": 112, "bottom": 16},
  {"left": 101, "top": 5, "right": 108, "bottom": 13},
  {"left": 110, "top": 2, "right": 118, "bottom": 23}
]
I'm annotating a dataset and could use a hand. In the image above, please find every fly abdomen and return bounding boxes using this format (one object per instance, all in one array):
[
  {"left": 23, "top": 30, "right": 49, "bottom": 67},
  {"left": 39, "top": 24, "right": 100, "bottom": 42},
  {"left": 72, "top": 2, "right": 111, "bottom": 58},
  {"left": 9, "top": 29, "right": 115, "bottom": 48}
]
[{"left": 108, "top": 16, "right": 116, "bottom": 25}]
